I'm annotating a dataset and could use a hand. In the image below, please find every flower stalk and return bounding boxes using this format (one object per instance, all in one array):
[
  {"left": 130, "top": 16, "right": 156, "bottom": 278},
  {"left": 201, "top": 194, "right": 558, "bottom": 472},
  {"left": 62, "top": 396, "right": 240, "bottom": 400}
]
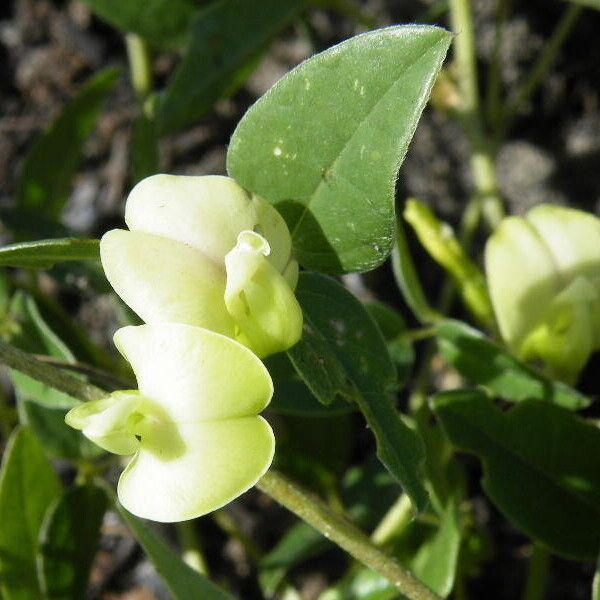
[{"left": 257, "top": 470, "right": 442, "bottom": 600}]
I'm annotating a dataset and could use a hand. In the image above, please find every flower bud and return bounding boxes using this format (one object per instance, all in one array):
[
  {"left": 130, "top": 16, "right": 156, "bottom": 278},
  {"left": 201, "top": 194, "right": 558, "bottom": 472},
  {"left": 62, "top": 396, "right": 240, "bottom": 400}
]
[
  {"left": 485, "top": 205, "right": 600, "bottom": 382},
  {"left": 100, "top": 174, "right": 302, "bottom": 357}
]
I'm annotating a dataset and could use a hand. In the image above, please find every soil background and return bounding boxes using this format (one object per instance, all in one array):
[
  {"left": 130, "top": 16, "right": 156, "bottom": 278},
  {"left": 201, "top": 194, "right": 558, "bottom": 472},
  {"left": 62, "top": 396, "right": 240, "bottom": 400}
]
[{"left": 0, "top": 0, "right": 599, "bottom": 598}]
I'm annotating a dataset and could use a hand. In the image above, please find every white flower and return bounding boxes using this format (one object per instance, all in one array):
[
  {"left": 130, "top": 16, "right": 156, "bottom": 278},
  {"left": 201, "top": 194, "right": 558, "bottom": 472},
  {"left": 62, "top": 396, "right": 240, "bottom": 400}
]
[{"left": 101, "top": 174, "right": 302, "bottom": 357}]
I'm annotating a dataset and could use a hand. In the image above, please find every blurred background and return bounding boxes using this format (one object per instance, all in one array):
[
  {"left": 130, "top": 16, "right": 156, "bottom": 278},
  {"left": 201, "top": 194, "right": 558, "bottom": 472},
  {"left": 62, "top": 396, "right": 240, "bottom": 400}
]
[{"left": 0, "top": 0, "right": 599, "bottom": 598}]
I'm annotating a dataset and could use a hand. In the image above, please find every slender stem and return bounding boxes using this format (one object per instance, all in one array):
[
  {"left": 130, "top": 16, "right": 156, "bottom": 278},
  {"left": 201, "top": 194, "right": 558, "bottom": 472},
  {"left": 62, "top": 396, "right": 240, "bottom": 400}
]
[
  {"left": 522, "top": 544, "right": 550, "bottom": 600},
  {"left": 503, "top": 4, "right": 582, "bottom": 127},
  {"left": 449, "top": 0, "right": 505, "bottom": 230},
  {"left": 257, "top": 470, "right": 441, "bottom": 600},
  {"left": 485, "top": 0, "right": 510, "bottom": 129},
  {"left": 212, "top": 509, "right": 263, "bottom": 563},
  {"left": 0, "top": 338, "right": 105, "bottom": 402},
  {"left": 177, "top": 521, "right": 209, "bottom": 576},
  {"left": 125, "top": 34, "right": 154, "bottom": 101},
  {"left": 371, "top": 494, "right": 413, "bottom": 546},
  {"left": 33, "top": 355, "right": 134, "bottom": 391}
]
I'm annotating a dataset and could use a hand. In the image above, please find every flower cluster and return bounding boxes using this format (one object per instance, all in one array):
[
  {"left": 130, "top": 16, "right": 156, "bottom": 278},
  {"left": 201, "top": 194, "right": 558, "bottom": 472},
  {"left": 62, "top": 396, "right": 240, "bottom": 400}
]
[
  {"left": 67, "top": 175, "right": 303, "bottom": 521},
  {"left": 485, "top": 204, "right": 600, "bottom": 383}
]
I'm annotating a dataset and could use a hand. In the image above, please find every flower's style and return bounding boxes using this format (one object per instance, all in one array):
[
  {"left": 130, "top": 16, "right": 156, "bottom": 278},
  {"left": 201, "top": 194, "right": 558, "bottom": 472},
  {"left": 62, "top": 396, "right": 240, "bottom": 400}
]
[
  {"left": 485, "top": 204, "right": 600, "bottom": 382},
  {"left": 101, "top": 174, "right": 303, "bottom": 357},
  {"left": 66, "top": 322, "right": 275, "bottom": 522}
]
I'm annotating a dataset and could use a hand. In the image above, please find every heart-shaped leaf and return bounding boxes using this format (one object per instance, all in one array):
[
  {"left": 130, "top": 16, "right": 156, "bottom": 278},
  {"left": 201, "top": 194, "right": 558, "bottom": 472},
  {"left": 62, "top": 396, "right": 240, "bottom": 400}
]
[{"left": 227, "top": 26, "right": 451, "bottom": 273}]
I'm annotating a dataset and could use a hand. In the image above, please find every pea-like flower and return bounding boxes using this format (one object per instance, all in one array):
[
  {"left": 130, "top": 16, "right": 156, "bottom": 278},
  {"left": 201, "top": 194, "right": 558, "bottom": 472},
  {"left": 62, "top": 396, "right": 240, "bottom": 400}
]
[
  {"left": 66, "top": 322, "right": 275, "bottom": 522},
  {"left": 485, "top": 205, "right": 600, "bottom": 382},
  {"left": 101, "top": 174, "right": 303, "bottom": 357}
]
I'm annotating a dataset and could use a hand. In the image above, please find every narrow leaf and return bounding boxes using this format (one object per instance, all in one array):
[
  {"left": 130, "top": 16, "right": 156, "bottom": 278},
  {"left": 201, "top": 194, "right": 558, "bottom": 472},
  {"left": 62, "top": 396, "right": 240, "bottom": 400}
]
[
  {"left": 117, "top": 504, "right": 235, "bottom": 599},
  {"left": 80, "top": 0, "right": 197, "bottom": 48},
  {"left": 17, "top": 68, "right": 120, "bottom": 219},
  {"left": 38, "top": 484, "right": 109, "bottom": 600},
  {"left": 436, "top": 320, "right": 589, "bottom": 410},
  {"left": 289, "top": 273, "right": 427, "bottom": 512},
  {"left": 228, "top": 26, "right": 452, "bottom": 273},
  {"left": 0, "top": 427, "right": 62, "bottom": 600},
  {"left": 411, "top": 495, "right": 461, "bottom": 597},
  {"left": 0, "top": 239, "right": 99, "bottom": 269},
  {"left": 433, "top": 390, "right": 600, "bottom": 559},
  {"left": 157, "top": 0, "right": 305, "bottom": 135},
  {"left": 8, "top": 293, "right": 103, "bottom": 458}
]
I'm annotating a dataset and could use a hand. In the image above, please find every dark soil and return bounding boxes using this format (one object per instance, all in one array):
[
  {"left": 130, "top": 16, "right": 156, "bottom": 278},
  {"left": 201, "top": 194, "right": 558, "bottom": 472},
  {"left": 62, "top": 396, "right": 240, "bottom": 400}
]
[{"left": 1, "top": 0, "right": 599, "bottom": 598}]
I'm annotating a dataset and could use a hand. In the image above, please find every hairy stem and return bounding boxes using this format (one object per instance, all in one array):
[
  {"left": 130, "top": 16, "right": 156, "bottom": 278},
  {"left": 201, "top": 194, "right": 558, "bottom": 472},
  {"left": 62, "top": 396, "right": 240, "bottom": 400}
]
[
  {"left": 0, "top": 339, "right": 105, "bottom": 402},
  {"left": 257, "top": 470, "right": 441, "bottom": 600}
]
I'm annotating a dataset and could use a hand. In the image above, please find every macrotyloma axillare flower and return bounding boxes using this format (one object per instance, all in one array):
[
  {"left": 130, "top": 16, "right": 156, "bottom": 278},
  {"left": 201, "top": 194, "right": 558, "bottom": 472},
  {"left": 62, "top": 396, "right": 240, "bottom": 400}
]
[
  {"left": 66, "top": 323, "right": 275, "bottom": 522},
  {"left": 100, "top": 174, "right": 303, "bottom": 358},
  {"left": 485, "top": 204, "right": 600, "bottom": 383}
]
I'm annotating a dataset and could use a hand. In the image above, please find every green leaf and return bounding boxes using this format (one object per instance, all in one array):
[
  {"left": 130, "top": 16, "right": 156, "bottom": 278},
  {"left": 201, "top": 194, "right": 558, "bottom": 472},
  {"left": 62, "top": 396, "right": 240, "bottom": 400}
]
[
  {"left": 266, "top": 351, "right": 354, "bottom": 416},
  {"left": 80, "top": 0, "right": 197, "bottom": 48},
  {"left": 8, "top": 293, "right": 102, "bottom": 458},
  {"left": 17, "top": 68, "right": 120, "bottom": 220},
  {"left": 287, "top": 320, "right": 357, "bottom": 407},
  {"left": 289, "top": 273, "right": 427, "bottom": 512},
  {"left": 0, "top": 238, "right": 100, "bottom": 269},
  {"left": 435, "top": 320, "right": 589, "bottom": 410},
  {"left": 0, "top": 427, "right": 62, "bottom": 600},
  {"left": 365, "top": 302, "right": 414, "bottom": 387},
  {"left": 411, "top": 495, "right": 461, "bottom": 597},
  {"left": 131, "top": 114, "right": 159, "bottom": 183},
  {"left": 157, "top": 0, "right": 306, "bottom": 135},
  {"left": 117, "top": 504, "right": 235, "bottom": 600},
  {"left": 260, "top": 523, "right": 329, "bottom": 597},
  {"left": 290, "top": 274, "right": 396, "bottom": 393},
  {"left": 433, "top": 390, "right": 600, "bottom": 559},
  {"left": 227, "top": 26, "right": 451, "bottom": 273},
  {"left": 392, "top": 219, "right": 439, "bottom": 324},
  {"left": 37, "top": 484, "right": 109, "bottom": 600}
]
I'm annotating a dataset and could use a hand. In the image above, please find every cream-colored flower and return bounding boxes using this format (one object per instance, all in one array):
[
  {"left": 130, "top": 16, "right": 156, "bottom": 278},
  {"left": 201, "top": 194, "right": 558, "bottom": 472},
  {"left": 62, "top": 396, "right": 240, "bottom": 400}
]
[
  {"left": 485, "top": 204, "right": 600, "bottom": 382},
  {"left": 66, "top": 323, "right": 275, "bottom": 522},
  {"left": 101, "top": 174, "right": 302, "bottom": 357}
]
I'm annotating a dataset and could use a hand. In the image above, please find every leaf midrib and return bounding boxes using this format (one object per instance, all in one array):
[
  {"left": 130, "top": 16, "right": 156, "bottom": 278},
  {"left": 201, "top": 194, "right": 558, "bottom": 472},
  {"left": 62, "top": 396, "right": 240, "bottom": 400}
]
[{"left": 290, "top": 35, "right": 449, "bottom": 242}]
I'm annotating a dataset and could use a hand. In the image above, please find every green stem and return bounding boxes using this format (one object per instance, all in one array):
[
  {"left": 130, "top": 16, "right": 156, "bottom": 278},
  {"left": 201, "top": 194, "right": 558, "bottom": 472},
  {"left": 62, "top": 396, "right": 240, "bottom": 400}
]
[
  {"left": 0, "top": 338, "right": 105, "bottom": 402},
  {"left": 522, "top": 544, "right": 550, "bottom": 600},
  {"left": 485, "top": 0, "right": 510, "bottom": 129},
  {"left": 176, "top": 521, "right": 209, "bottom": 576},
  {"left": 257, "top": 470, "right": 441, "bottom": 600},
  {"left": 212, "top": 509, "right": 263, "bottom": 563},
  {"left": 392, "top": 216, "right": 443, "bottom": 325},
  {"left": 33, "top": 355, "right": 134, "bottom": 391},
  {"left": 370, "top": 494, "right": 413, "bottom": 546},
  {"left": 125, "top": 33, "right": 154, "bottom": 101},
  {"left": 449, "top": 0, "right": 505, "bottom": 230},
  {"left": 502, "top": 4, "right": 582, "bottom": 128}
]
